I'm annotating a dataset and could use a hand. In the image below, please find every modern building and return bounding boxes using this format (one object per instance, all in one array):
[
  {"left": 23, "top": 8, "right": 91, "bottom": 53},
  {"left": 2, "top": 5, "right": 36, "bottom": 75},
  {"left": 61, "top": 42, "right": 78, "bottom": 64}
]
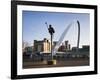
[
  {"left": 70, "top": 45, "right": 90, "bottom": 58},
  {"left": 33, "top": 38, "right": 51, "bottom": 53},
  {"left": 82, "top": 45, "right": 89, "bottom": 51},
  {"left": 72, "top": 45, "right": 89, "bottom": 52}
]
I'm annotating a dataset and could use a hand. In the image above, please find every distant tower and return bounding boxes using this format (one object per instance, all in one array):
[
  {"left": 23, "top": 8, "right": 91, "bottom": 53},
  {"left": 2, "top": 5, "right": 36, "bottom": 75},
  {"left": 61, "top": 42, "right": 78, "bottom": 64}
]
[
  {"left": 68, "top": 44, "right": 71, "bottom": 50},
  {"left": 65, "top": 40, "right": 68, "bottom": 50}
]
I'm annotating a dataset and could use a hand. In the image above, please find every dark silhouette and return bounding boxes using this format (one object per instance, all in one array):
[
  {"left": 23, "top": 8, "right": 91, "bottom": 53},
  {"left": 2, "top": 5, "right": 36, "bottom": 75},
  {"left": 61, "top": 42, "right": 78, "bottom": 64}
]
[
  {"left": 48, "top": 24, "right": 55, "bottom": 35},
  {"left": 45, "top": 22, "right": 55, "bottom": 60},
  {"left": 48, "top": 24, "right": 55, "bottom": 60}
]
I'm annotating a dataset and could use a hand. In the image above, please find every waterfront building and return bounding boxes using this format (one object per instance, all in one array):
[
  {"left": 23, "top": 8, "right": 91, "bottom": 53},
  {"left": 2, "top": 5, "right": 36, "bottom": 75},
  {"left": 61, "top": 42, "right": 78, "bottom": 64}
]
[{"left": 33, "top": 38, "right": 51, "bottom": 53}]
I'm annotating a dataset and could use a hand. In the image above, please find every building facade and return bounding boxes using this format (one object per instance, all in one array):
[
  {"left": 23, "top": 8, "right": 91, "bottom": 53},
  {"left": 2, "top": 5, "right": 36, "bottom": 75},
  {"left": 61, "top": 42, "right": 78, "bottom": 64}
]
[
  {"left": 33, "top": 38, "right": 51, "bottom": 53},
  {"left": 58, "top": 41, "right": 71, "bottom": 52}
]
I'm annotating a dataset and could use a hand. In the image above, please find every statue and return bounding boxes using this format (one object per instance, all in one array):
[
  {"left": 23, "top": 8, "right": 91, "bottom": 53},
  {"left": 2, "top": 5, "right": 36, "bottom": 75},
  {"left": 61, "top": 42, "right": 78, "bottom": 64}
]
[
  {"left": 48, "top": 24, "right": 55, "bottom": 35},
  {"left": 45, "top": 22, "right": 55, "bottom": 63}
]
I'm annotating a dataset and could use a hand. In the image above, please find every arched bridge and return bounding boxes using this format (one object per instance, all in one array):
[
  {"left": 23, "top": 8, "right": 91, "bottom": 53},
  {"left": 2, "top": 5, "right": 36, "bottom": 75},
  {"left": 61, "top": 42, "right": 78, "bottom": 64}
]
[{"left": 53, "top": 20, "right": 80, "bottom": 55}]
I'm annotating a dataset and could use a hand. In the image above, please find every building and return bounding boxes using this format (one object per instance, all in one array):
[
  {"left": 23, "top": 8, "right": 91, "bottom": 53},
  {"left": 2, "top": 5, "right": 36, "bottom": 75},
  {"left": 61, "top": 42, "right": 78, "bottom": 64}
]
[
  {"left": 58, "top": 43, "right": 66, "bottom": 52},
  {"left": 25, "top": 46, "right": 33, "bottom": 52},
  {"left": 82, "top": 45, "right": 89, "bottom": 51},
  {"left": 65, "top": 40, "right": 71, "bottom": 51},
  {"left": 57, "top": 41, "right": 71, "bottom": 52},
  {"left": 22, "top": 41, "right": 29, "bottom": 53},
  {"left": 33, "top": 38, "right": 51, "bottom": 53},
  {"left": 72, "top": 45, "right": 89, "bottom": 52},
  {"left": 72, "top": 47, "right": 78, "bottom": 51},
  {"left": 33, "top": 39, "right": 71, "bottom": 53},
  {"left": 71, "top": 45, "right": 90, "bottom": 58}
]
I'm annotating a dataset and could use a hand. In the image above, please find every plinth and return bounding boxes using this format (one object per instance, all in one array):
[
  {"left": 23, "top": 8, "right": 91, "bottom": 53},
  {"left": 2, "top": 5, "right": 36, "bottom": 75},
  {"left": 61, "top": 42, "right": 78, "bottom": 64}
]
[{"left": 47, "top": 60, "right": 57, "bottom": 65}]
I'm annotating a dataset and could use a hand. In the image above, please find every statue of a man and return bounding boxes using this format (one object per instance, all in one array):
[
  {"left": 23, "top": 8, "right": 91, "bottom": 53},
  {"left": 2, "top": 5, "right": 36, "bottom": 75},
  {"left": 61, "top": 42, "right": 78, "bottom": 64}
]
[{"left": 48, "top": 24, "right": 55, "bottom": 35}]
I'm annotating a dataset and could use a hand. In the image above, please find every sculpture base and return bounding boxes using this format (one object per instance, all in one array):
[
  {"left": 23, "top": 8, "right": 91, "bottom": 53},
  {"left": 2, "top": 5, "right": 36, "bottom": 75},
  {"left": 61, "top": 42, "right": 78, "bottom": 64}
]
[{"left": 47, "top": 60, "right": 57, "bottom": 65}]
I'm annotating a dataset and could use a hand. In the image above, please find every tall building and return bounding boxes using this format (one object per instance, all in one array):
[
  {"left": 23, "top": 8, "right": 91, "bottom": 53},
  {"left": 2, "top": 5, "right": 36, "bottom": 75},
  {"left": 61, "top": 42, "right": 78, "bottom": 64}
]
[
  {"left": 65, "top": 41, "right": 68, "bottom": 47},
  {"left": 33, "top": 38, "right": 51, "bottom": 53},
  {"left": 65, "top": 40, "right": 71, "bottom": 51}
]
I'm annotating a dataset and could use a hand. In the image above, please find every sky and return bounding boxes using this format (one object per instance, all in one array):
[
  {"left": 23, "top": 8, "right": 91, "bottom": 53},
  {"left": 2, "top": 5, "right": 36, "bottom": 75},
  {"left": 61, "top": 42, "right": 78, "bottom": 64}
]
[{"left": 22, "top": 11, "right": 90, "bottom": 48}]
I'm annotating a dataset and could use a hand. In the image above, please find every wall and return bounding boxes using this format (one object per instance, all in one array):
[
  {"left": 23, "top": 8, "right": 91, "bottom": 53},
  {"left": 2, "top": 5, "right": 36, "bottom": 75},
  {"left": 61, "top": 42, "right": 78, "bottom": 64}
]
[{"left": 0, "top": 0, "right": 99, "bottom": 80}]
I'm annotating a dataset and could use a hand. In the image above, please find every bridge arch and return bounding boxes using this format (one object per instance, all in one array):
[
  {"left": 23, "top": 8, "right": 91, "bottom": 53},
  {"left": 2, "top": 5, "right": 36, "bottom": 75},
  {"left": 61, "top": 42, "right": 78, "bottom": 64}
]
[{"left": 53, "top": 20, "right": 80, "bottom": 55}]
